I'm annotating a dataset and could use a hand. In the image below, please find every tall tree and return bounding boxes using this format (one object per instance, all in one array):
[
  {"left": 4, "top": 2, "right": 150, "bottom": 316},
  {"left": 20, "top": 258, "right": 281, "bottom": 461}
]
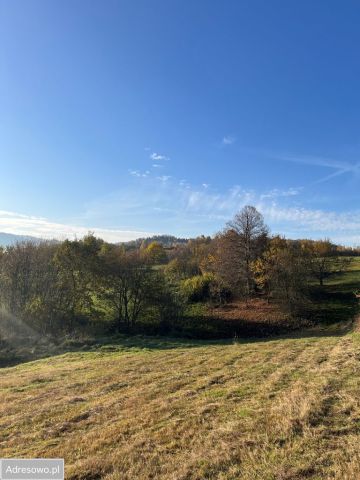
[
  {"left": 302, "top": 239, "right": 338, "bottom": 286},
  {"left": 216, "top": 206, "right": 268, "bottom": 299},
  {"left": 99, "top": 246, "right": 152, "bottom": 331},
  {"left": 54, "top": 234, "right": 103, "bottom": 331}
]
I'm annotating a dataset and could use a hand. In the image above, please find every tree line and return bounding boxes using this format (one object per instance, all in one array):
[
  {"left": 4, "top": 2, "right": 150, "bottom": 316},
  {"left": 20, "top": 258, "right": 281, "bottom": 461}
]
[{"left": 0, "top": 206, "right": 353, "bottom": 339}]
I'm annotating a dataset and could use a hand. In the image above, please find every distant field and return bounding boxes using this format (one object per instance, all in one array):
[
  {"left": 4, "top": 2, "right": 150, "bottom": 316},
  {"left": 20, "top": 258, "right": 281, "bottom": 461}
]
[
  {"left": 326, "top": 256, "right": 360, "bottom": 288},
  {"left": 1, "top": 259, "right": 359, "bottom": 479},
  {"left": 309, "top": 256, "right": 360, "bottom": 327}
]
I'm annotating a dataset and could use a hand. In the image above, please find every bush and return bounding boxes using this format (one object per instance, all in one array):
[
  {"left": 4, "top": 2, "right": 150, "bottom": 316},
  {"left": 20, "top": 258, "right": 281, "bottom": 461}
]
[
  {"left": 180, "top": 273, "right": 231, "bottom": 303},
  {"left": 180, "top": 274, "right": 211, "bottom": 302}
]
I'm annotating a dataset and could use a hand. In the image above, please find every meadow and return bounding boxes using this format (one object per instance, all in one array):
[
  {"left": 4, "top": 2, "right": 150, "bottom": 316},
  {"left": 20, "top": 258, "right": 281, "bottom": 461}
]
[{"left": 1, "top": 258, "right": 359, "bottom": 479}]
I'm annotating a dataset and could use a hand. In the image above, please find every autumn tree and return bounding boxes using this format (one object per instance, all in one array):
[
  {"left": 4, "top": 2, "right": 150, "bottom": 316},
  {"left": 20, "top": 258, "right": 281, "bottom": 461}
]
[
  {"left": 146, "top": 270, "right": 184, "bottom": 332},
  {"left": 143, "top": 241, "right": 167, "bottom": 264},
  {"left": 1, "top": 242, "right": 44, "bottom": 317},
  {"left": 98, "top": 246, "right": 153, "bottom": 331},
  {"left": 54, "top": 234, "right": 104, "bottom": 330},
  {"left": 301, "top": 239, "right": 337, "bottom": 286},
  {"left": 0, "top": 241, "right": 68, "bottom": 335},
  {"left": 252, "top": 236, "right": 310, "bottom": 317},
  {"left": 215, "top": 206, "right": 268, "bottom": 300}
]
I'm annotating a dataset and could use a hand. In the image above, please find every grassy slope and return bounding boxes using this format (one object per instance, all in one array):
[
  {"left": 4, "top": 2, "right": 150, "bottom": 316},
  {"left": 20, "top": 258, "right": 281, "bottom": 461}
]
[{"left": 1, "top": 260, "right": 360, "bottom": 480}]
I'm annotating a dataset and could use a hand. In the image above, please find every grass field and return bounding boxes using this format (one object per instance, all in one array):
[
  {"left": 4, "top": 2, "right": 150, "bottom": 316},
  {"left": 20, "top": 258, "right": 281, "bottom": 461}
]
[{"left": 1, "top": 258, "right": 359, "bottom": 479}]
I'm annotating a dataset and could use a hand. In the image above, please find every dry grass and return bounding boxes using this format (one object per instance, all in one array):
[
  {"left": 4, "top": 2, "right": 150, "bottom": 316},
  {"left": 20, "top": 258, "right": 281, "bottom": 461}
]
[
  {"left": 198, "top": 298, "right": 298, "bottom": 339},
  {"left": 208, "top": 298, "right": 290, "bottom": 323},
  {"left": 2, "top": 326, "right": 360, "bottom": 479}
]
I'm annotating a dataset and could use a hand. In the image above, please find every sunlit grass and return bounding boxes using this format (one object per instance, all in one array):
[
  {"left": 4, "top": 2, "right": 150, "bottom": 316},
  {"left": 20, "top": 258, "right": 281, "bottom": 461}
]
[
  {"left": 1, "top": 330, "right": 360, "bottom": 479},
  {"left": 1, "top": 258, "right": 359, "bottom": 479}
]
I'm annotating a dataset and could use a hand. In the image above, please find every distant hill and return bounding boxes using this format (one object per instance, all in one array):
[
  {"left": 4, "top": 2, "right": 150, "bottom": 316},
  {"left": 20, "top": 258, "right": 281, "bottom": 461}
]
[
  {"left": 121, "top": 235, "right": 188, "bottom": 248},
  {"left": 0, "top": 232, "right": 41, "bottom": 247},
  {"left": 0, "top": 233, "right": 189, "bottom": 248}
]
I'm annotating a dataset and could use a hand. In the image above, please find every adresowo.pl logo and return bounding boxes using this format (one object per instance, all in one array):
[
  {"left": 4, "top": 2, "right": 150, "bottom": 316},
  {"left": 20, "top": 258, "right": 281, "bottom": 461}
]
[{"left": 0, "top": 459, "right": 64, "bottom": 480}]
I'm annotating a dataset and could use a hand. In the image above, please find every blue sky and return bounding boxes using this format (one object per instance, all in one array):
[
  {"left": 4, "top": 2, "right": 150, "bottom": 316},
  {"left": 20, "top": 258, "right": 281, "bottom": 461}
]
[{"left": 1, "top": 0, "right": 360, "bottom": 244}]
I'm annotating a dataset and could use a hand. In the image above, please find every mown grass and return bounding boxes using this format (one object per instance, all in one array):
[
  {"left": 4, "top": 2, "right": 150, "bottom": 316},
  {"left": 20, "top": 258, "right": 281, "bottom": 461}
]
[
  {"left": 1, "top": 259, "right": 359, "bottom": 479},
  {"left": 2, "top": 330, "right": 360, "bottom": 479}
]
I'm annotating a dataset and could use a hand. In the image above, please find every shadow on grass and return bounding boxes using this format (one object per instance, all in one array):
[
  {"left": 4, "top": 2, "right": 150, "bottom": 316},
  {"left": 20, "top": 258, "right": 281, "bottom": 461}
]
[
  {"left": 0, "top": 333, "right": 235, "bottom": 368},
  {"left": 309, "top": 283, "right": 359, "bottom": 325},
  {"left": 1, "top": 315, "right": 357, "bottom": 369}
]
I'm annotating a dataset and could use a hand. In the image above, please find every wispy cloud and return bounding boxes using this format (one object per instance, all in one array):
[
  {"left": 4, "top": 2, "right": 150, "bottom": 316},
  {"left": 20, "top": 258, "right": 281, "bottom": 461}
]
[
  {"left": 179, "top": 179, "right": 191, "bottom": 190},
  {"left": 257, "top": 202, "right": 360, "bottom": 240},
  {"left": 0, "top": 210, "right": 155, "bottom": 243},
  {"left": 129, "top": 169, "right": 150, "bottom": 178},
  {"left": 157, "top": 175, "right": 172, "bottom": 182},
  {"left": 222, "top": 135, "right": 236, "bottom": 145},
  {"left": 275, "top": 153, "right": 360, "bottom": 184},
  {"left": 150, "top": 152, "right": 169, "bottom": 161},
  {"left": 260, "top": 187, "right": 302, "bottom": 199},
  {"left": 84, "top": 173, "right": 360, "bottom": 244},
  {"left": 152, "top": 164, "right": 163, "bottom": 168},
  {"left": 11, "top": 163, "right": 355, "bottom": 244}
]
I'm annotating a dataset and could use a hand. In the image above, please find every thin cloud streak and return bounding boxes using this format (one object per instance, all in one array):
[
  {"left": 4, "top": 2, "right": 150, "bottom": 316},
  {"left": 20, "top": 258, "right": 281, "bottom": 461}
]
[{"left": 274, "top": 153, "right": 360, "bottom": 184}]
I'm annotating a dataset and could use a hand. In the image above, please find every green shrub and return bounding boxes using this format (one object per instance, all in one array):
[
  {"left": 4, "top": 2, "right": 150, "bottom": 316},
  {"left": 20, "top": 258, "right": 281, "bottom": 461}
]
[{"left": 180, "top": 273, "right": 216, "bottom": 302}]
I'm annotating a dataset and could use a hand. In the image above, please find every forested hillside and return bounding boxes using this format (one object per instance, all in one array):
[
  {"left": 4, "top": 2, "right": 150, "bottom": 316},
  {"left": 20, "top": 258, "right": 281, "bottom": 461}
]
[{"left": 1, "top": 206, "right": 359, "bottom": 346}]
